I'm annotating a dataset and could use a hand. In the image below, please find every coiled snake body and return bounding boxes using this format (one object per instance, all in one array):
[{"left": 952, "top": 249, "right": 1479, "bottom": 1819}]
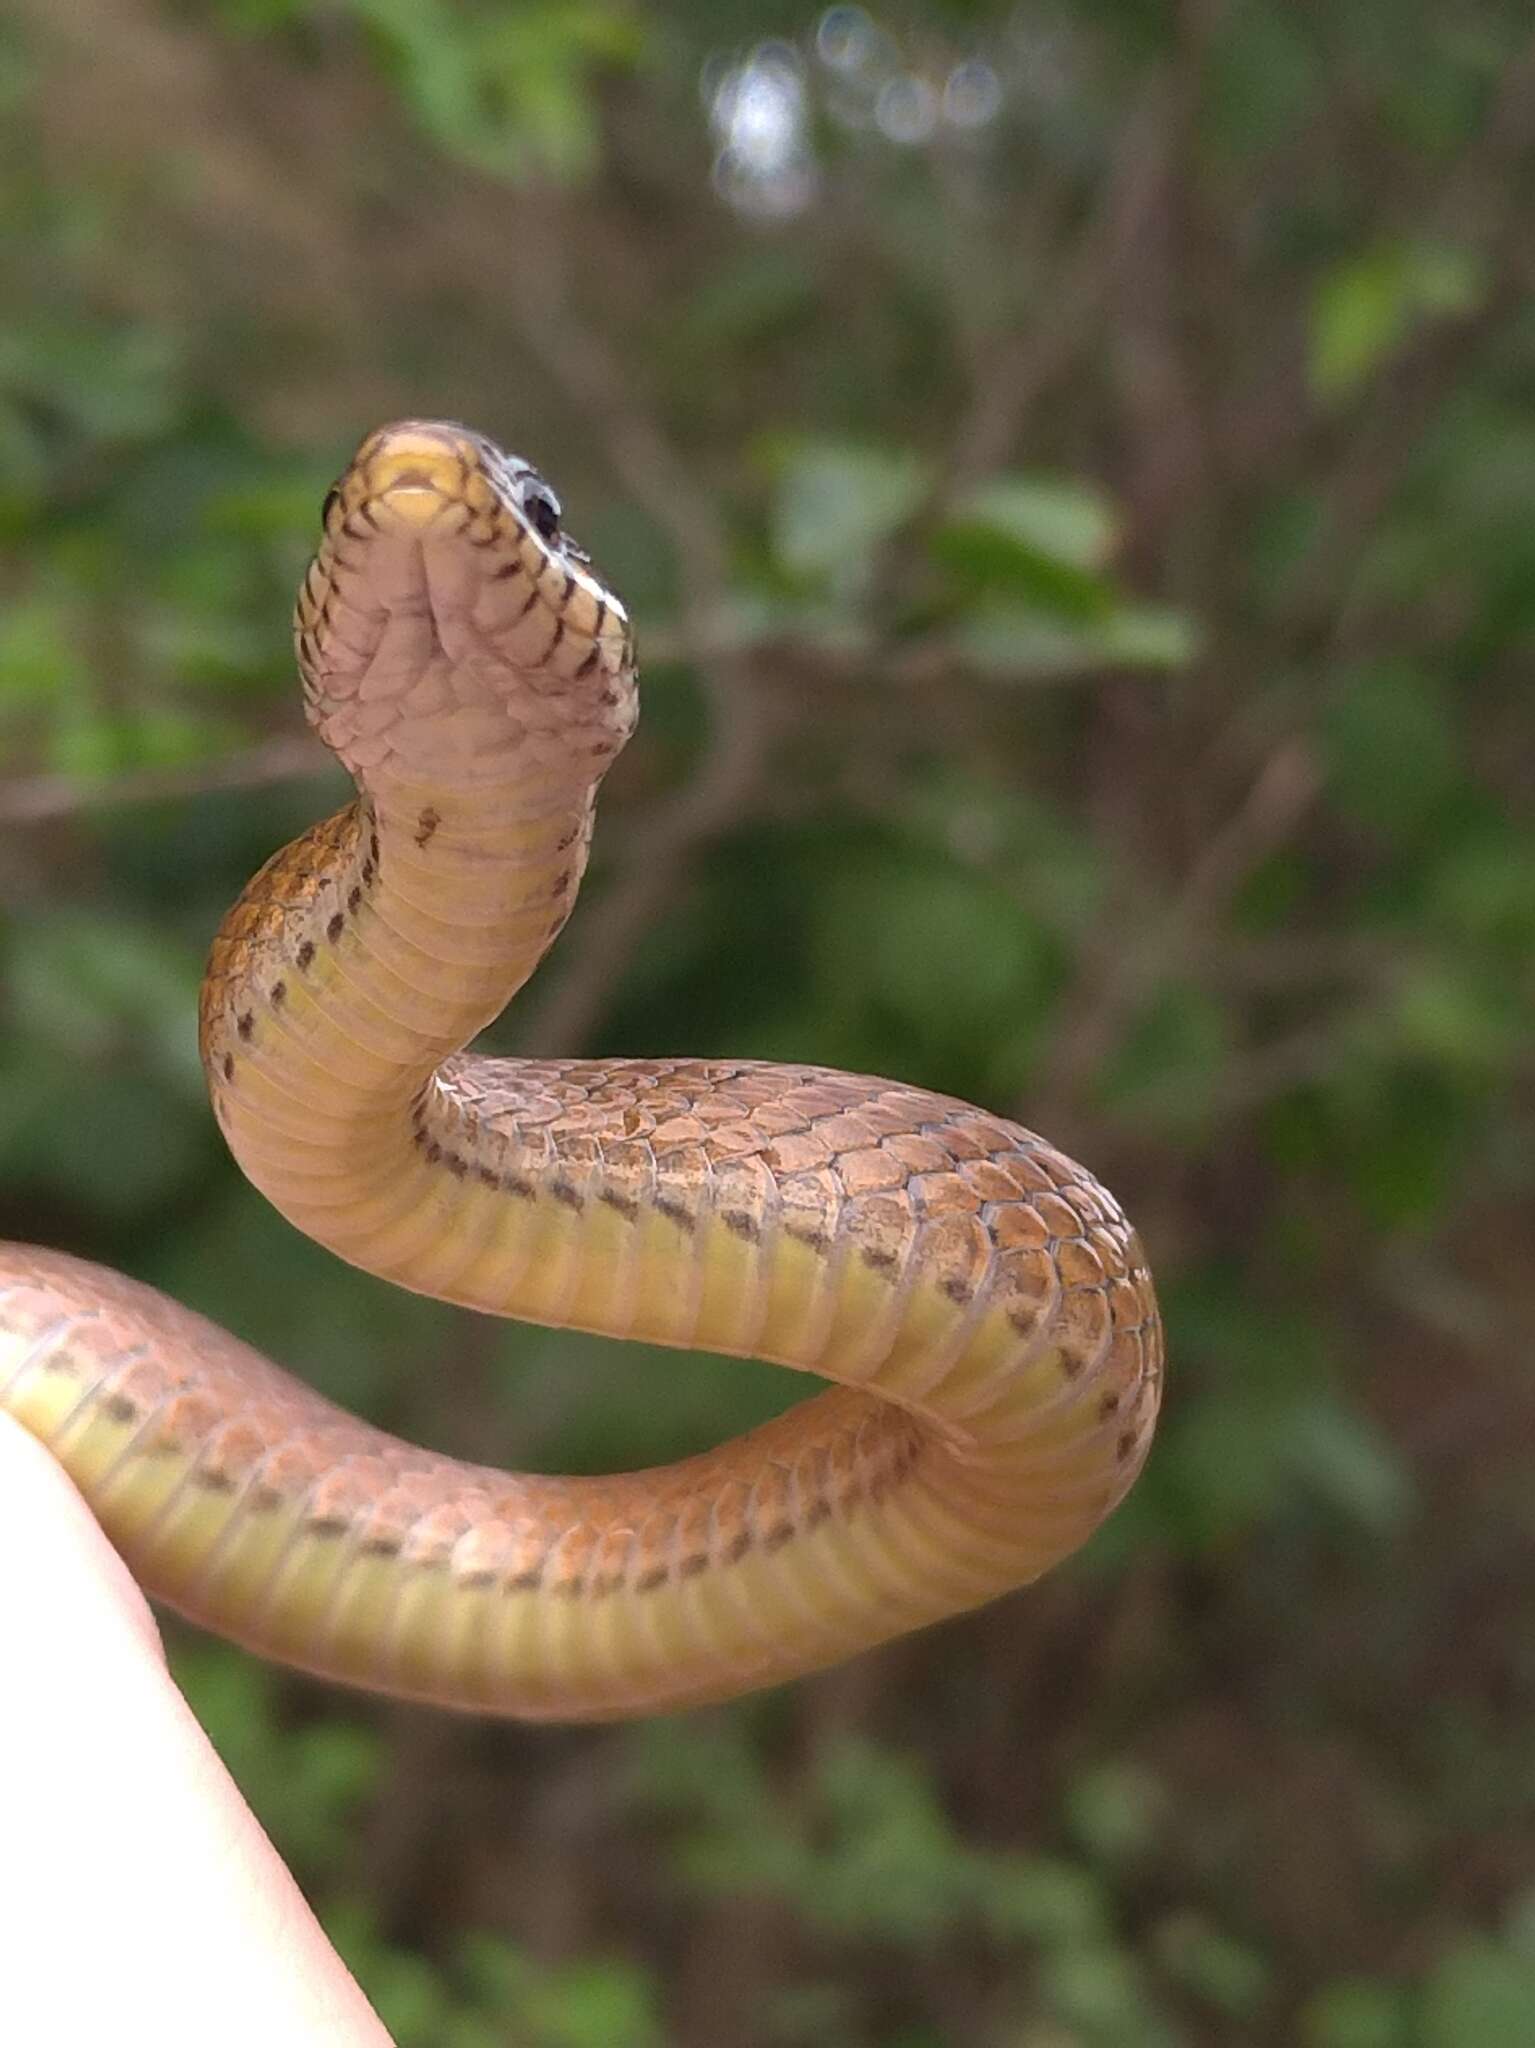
[{"left": 0, "top": 422, "right": 1162, "bottom": 1720}]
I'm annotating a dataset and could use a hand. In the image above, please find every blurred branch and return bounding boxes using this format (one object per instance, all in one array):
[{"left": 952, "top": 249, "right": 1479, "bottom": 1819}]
[
  {"left": 0, "top": 735, "right": 330, "bottom": 825},
  {"left": 869, "top": 76, "right": 1173, "bottom": 633},
  {"left": 455, "top": 198, "right": 773, "bottom": 1054},
  {"left": 1281, "top": 27, "right": 1535, "bottom": 638},
  {"left": 1035, "top": 736, "right": 1323, "bottom": 1113}
]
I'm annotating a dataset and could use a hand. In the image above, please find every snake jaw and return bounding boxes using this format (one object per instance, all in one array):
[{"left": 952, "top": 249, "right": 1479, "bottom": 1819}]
[{"left": 296, "top": 420, "right": 638, "bottom": 794}]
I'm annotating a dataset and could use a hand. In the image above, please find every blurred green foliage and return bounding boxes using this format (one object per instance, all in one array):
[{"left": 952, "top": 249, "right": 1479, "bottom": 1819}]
[{"left": 3, "top": 0, "right": 1534, "bottom": 2042}]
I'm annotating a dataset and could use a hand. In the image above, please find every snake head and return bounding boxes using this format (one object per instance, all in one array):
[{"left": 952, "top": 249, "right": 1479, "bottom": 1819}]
[{"left": 295, "top": 420, "right": 637, "bottom": 796}]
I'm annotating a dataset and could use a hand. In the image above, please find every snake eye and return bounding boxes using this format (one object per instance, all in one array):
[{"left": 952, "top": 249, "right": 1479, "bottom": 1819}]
[{"left": 519, "top": 476, "right": 562, "bottom": 544}]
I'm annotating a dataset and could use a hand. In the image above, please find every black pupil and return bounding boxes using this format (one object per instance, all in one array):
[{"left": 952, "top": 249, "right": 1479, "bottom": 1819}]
[{"left": 526, "top": 487, "right": 560, "bottom": 542}]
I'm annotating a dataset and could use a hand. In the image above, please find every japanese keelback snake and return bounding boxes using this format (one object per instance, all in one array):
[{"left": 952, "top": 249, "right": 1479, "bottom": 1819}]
[{"left": 0, "top": 421, "right": 1162, "bottom": 1720}]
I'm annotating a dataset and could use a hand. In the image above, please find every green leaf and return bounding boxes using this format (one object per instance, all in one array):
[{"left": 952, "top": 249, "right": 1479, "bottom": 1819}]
[
  {"left": 1283, "top": 1393, "right": 1415, "bottom": 1536},
  {"left": 1064, "top": 1761, "right": 1169, "bottom": 1867},
  {"left": 1040, "top": 1944, "right": 1180, "bottom": 2047},
  {"left": 1419, "top": 1937, "right": 1535, "bottom": 2048},
  {"left": 1152, "top": 1912, "right": 1272, "bottom": 2016},
  {"left": 932, "top": 475, "right": 1126, "bottom": 619},
  {"left": 1322, "top": 660, "right": 1462, "bottom": 840},
  {"left": 1097, "top": 604, "right": 1202, "bottom": 668},
  {"left": 1310, "top": 242, "right": 1484, "bottom": 402},
  {"left": 984, "top": 1858, "right": 1112, "bottom": 1947},
  {"left": 1300, "top": 1977, "right": 1412, "bottom": 2048},
  {"left": 0, "top": 595, "right": 84, "bottom": 707},
  {"left": 0, "top": 317, "right": 181, "bottom": 440},
  {"left": 767, "top": 438, "right": 929, "bottom": 588},
  {"left": 1101, "top": 980, "right": 1231, "bottom": 1131},
  {"left": 959, "top": 600, "right": 1199, "bottom": 679},
  {"left": 930, "top": 517, "right": 1114, "bottom": 618},
  {"left": 952, "top": 475, "right": 1118, "bottom": 571}
]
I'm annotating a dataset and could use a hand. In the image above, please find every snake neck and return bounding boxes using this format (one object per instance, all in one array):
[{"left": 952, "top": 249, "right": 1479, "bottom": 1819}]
[{"left": 199, "top": 771, "right": 596, "bottom": 1264}]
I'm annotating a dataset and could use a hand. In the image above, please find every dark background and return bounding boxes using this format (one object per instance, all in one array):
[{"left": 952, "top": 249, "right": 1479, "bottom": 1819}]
[{"left": 3, "top": 3, "right": 1534, "bottom": 2042}]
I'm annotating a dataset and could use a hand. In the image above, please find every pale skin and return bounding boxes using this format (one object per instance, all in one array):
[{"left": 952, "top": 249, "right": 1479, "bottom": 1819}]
[{"left": 0, "top": 1412, "right": 390, "bottom": 2047}]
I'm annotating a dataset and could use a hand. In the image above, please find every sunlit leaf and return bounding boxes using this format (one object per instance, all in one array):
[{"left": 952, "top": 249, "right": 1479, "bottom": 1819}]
[{"left": 952, "top": 474, "right": 1118, "bottom": 571}]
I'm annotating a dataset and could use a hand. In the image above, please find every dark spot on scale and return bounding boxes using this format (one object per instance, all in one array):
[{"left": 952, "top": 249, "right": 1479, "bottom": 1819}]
[
  {"left": 1060, "top": 1351, "right": 1084, "bottom": 1379},
  {"left": 415, "top": 806, "right": 440, "bottom": 849},
  {"left": 501, "top": 1173, "right": 535, "bottom": 1199},
  {"left": 361, "top": 859, "right": 374, "bottom": 885},
  {"left": 455, "top": 1569, "right": 497, "bottom": 1592},
  {"left": 445, "top": 1153, "right": 468, "bottom": 1179},
  {"left": 412, "top": 1127, "right": 428, "bottom": 1149},
  {"left": 1117, "top": 1430, "right": 1138, "bottom": 1462},
  {"left": 477, "top": 1165, "right": 498, "bottom": 1188},
  {"left": 326, "top": 912, "right": 344, "bottom": 943},
  {"left": 551, "top": 869, "right": 572, "bottom": 898},
  {"left": 599, "top": 1188, "right": 640, "bottom": 1221},
  {"left": 785, "top": 1224, "right": 831, "bottom": 1256},
  {"left": 1099, "top": 1392, "right": 1121, "bottom": 1419},
  {"left": 721, "top": 1210, "right": 761, "bottom": 1243},
  {"left": 576, "top": 647, "right": 601, "bottom": 679},
  {"left": 551, "top": 1180, "right": 584, "bottom": 1212},
  {"left": 654, "top": 1195, "right": 696, "bottom": 1233},
  {"left": 761, "top": 1521, "right": 795, "bottom": 1553},
  {"left": 424, "top": 1140, "right": 442, "bottom": 1164},
  {"left": 861, "top": 1246, "right": 898, "bottom": 1273},
  {"left": 102, "top": 1393, "right": 138, "bottom": 1426},
  {"left": 271, "top": 980, "right": 287, "bottom": 1007},
  {"left": 194, "top": 1467, "right": 238, "bottom": 1494},
  {"left": 940, "top": 1275, "right": 974, "bottom": 1305},
  {"left": 599, "top": 683, "right": 620, "bottom": 705},
  {"left": 678, "top": 1551, "right": 709, "bottom": 1579},
  {"left": 549, "top": 1575, "right": 584, "bottom": 1601},
  {"left": 1008, "top": 1307, "right": 1038, "bottom": 1337},
  {"left": 724, "top": 1529, "right": 752, "bottom": 1564},
  {"left": 634, "top": 1564, "right": 669, "bottom": 1594},
  {"left": 222, "top": 1053, "right": 234, "bottom": 1081},
  {"left": 360, "top": 1535, "right": 403, "bottom": 1558},
  {"left": 237, "top": 1012, "right": 254, "bottom": 1041},
  {"left": 305, "top": 1515, "right": 349, "bottom": 1540},
  {"left": 369, "top": 831, "right": 380, "bottom": 865},
  {"left": 297, "top": 940, "right": 316, "bottom": 970},
  {"left": 347, "top": 885, "right": 362, "bottom": 914},
  {"left": 805, "top": 1497, "right": 833, "bottom": 1529}
]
